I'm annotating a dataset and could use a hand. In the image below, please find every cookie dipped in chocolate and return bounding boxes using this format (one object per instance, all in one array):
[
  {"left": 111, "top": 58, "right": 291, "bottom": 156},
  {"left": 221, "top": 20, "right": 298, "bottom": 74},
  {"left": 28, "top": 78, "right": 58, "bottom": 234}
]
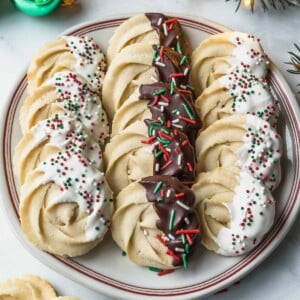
[
  {"left": 140, "top": 175, "right": 200, "bottom": 268},
  {"left": 144, "top": 122, "right": 196, "bottom": 183},
  {"left": 153, "top": 45, "right": 190, "bottom": 87},
  {"left": 140, "top": 82, "right": 200, "bottom": 144},
  {"left": 145, "top": 13, "right": 190, "bottom": 56}
]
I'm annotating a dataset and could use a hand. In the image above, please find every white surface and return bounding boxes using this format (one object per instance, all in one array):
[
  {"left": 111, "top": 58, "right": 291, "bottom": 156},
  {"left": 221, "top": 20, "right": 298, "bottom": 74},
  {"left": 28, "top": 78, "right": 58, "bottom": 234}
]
[{"left": 0, "top": 1, "right": 299, "bottom": 300}]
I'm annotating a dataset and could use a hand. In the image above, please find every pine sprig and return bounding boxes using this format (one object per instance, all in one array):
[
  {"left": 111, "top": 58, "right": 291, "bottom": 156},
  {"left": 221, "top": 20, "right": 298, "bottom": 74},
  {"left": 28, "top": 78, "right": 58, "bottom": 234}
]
[
  {"left": 226, "top": 0, "right": 300, "bottom": 11},
  {"left": 286, "top": 44, "right": 300, "bottom": 74},
  {"left": 286, "top": 44, "right": 300, "bottom": 92}
]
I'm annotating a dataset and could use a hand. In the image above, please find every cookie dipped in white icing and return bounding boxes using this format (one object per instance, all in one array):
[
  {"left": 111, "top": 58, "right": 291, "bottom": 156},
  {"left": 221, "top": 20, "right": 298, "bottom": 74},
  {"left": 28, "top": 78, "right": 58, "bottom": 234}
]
[
  {"left": 193, "top": 167, "right": 275, "bottom": 256},
  {"left": 21, "top": 72, "right": 109, "bottom": 144},
  {"left": 14, "top": 114, "right": 103, "bottom": 185},
  {"left": 196, "top": 114, "right": 282, "bottom": 191},
  {"left": 196, "top": 70, "right": 279, "bottom": 129},
  {"left": 27, "top": 36, "right": 106, "bottom": 94}
]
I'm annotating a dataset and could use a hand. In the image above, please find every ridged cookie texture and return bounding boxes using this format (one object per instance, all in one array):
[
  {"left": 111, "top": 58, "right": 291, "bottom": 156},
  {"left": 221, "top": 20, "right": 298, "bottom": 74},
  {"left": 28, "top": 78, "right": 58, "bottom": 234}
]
[
  {"left": 104, "top": 121, "right": 153, "bottom": 195},
  {"left": 14, "top": 35, "right": 111, "bottom": 257},
  {"left": 102, "top": 42, "right": 190, "bottom": 120},
  {"left": 107, "top": 13, "right": 189, "bottom": 63},
  {"left": 195, "top": 72, "right": 279, "bottom": 129},
  {"left": 14, "top": 115, "right": 102, "bottom": 185},
  {"left": 20, "top": 150, "right": 113, "bottom": 257},
  {"left": 191, "top": 32, "right": 269, "bottom": 96},
  {"left": 27, "top": 36, "right": 106, "bottom": 94},
  {"left": 192, "top": 168, "right": 275, "bottom": 256},
  {"left": 112, "top": 176, "right": 200, "bottom": 269},
  {"left": 0, "top": 275, "right": 79, "bottom": 300},
  {"left": 20, "top": 71, "right": 109, "bottom": 143},
  {"left": 196, "top": 114, "right": 282, "bottom": 191}
]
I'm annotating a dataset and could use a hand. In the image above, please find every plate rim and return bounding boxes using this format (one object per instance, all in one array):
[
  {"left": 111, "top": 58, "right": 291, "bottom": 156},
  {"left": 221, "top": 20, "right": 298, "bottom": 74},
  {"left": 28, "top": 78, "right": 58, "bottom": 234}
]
[{"left": 0, "top": 13, "right": 300, "bottom": 300}]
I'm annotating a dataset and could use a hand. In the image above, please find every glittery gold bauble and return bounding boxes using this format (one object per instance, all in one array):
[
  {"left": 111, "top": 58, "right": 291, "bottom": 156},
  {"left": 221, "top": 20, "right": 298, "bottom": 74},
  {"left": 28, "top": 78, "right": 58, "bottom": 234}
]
[{"left": 242, "top": 0, "right": 255, "bottom": 9}]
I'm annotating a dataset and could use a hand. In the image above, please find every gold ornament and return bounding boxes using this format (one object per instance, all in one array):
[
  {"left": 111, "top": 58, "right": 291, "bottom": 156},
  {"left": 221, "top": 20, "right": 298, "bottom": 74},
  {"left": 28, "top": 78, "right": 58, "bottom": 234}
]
[
  {"left": 242, "top": 0, "right": 255, "bottom": 9},
  {"left": 61, "top": 0, "right": 77, "bottom": 6}
]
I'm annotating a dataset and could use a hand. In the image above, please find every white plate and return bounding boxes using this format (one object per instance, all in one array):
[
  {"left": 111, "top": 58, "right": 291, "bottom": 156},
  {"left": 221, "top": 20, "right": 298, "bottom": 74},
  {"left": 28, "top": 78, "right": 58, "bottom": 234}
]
[{"left": 1, "top": 14, "right": 300, "bottom": 300}]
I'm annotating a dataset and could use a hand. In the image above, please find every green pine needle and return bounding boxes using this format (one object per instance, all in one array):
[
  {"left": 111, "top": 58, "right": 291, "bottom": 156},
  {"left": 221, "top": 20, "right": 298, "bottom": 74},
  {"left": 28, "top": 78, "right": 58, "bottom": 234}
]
[
  {"left": 226, "top": 0, "right": 300, "bottom": 11},
  {"left": 286, "top": 44, "right": 300, "bottom": 75},
  {"left": 285, "top": 44, "right": 300, "bottom": 93}
]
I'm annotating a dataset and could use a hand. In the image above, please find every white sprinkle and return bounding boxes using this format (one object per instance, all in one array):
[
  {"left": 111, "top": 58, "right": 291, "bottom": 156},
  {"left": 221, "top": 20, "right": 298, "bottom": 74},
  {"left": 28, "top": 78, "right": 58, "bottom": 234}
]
[
  {"left": 184, "top": 217, "right": 190, "bottom": 225},
  {"left": 176, "top": 200, "right": 190, "bottom": 210},
  {"left": 177, "top": 154, "right": 182, "bottom": 166},
  {"left": 158, "top": 101, "right": 169, "bottom": 106},
  {"left": 143, "top": 230, "right": 149, "bottom": 236},
  {"left": 155, "top": 163, "right": 160, "bottom": 172},
  {"left": 184, "top": 68, "right": 189, "bottom": 76},
  {"left": 172, "top": 123, "right": 184, "bottom": 129},
  {"left": 172, "top": 118, "right": 180, "bottom": 124},
  {"left": 168, "top": 233, "right": 175, "bottom": 240},
  {"left": 162, "top": 235, "right": 170, "bottom": 241},
  {"left": 180, "top": 85, "right": 187, "bottom": 89},
  {"left": 155, "top": 61, "right": 166, "bottom": 67},
  {"left": 150, "top": 141, "right": 159, "bottom": 152},
  {"left": 160, "top": 106, "right": 164, "bottom": 112},
  {"left": 157, "top": 17, "right": 162, "bottom": 26},
  {"left": 175, "top": 247, "right": 185, "bottom": 253},
  {"left": 163, "top": 23, "right": 168, "bottom": 36},
  {"left": 166, "top": 189, "right": 171, "bottom": 198},
  {"left": 172, "top": 77, "right": 177, "bottom": 87}
]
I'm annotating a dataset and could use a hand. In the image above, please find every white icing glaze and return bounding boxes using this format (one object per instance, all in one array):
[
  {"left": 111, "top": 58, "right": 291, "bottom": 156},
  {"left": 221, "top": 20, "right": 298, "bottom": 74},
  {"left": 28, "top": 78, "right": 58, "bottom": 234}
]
[
  {"left": 47, "top": 71, "right": 109, "bottom": 144},
  {"left": 37, "top": 152, "right": 112, "bottom": 242},
  {"left": 64, "top": 36, "right": 106, "bottom": 92},
  {"left": 31, "top": 115, "right": 102, "bottom": 169},
  {"left": 236, "top": 114, "right": 282, "bottom": 191},
  {"left": 228, "top": 32, "right": 269, "bottom": 79},
  {"left": 215, "top": 170, "right": 275, "bottom": 256},
  {"left": 219, "top": 70, "right": 279, "bottom": 127}
]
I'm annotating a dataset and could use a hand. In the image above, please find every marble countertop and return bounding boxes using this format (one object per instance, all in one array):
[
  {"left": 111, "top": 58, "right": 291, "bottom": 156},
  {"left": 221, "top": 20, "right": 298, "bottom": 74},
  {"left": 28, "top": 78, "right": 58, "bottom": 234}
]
[{"left": 0, "top": 1, "right": 299, "bottom": 299}]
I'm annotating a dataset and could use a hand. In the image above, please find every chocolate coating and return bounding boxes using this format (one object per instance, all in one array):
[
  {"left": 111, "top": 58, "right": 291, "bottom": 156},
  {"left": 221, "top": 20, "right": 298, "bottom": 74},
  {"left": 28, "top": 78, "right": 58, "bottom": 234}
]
[
  {"left": 153, "top": 45, "right": 190, "bottom": 87},
  {"left": 140, "top": 82, "right": 201, "bottom": 144},
  {"left": 145, "top": 13, "right": 190, "bottom": 55},
  {"left": 140, "top": 175, "right": 200, "bottom": 267},
  {"left": 145, "top": 122, "right": 196, "bottom": 182}
]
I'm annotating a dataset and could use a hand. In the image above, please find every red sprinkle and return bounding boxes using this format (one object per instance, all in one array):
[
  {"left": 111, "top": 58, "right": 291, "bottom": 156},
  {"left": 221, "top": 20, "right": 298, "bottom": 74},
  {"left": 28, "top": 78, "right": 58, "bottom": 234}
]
[
  {"left": 156, "top": 234, "right": 166, "bottom": 246},
  {"left": 179, "top": 116, "right": 196, "bottom": 124},
  {"left": 166, "top": 249, "right": 180, "bottom": 260},
  {"left": 169, "top": 73, "right": 185, "bottom": 78},
  {"left": 176, "top": 229, "right": 200, "bottom": 234},
  {"left": 158, "top": 269, "right": 174, "bottom": 276}
]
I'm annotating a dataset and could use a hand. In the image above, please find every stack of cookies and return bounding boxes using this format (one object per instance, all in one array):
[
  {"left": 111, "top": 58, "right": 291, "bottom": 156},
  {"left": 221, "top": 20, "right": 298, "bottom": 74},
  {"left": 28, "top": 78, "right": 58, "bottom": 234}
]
[
  {"left": 103, "top": 13, "right": 201, "bottom": 271},
  {"left": 191, "top": 32, "right": 282, "bottom": 255},
  {"left": 14, "top": 36, "right": 113, "bottom": 257}
]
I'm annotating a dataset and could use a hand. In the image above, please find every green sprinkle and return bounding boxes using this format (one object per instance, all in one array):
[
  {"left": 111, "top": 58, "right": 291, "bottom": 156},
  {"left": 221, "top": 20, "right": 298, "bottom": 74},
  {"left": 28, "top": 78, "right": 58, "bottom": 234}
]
[
  {"left": 181, "top": 234, "right": 186, "bottom": 244},
  {"left": 180, "top": 55, "right": 187, "bottom": 65},
  {"left": 148, "top": 267, "right": 163, "bottom": 272},
  {"left": 183, "top": 103, "right": 194, "bottom": 119},
  {"left": 170, "top": 81, "right": 175, "bottom": 94},
  {"left": 154, "top": 181, "right": 163, "bottom": 194},
  {"left": 169, "top": 209, "right": 176, "bottom": 231},
  {"left": 121, "top": 251, "right": 126, "bottom": 256},
  {"left": 157, "top": 197, "right": 163, "bottom": 203},
  {"left": 153, "top": 89, "right": 165, "bottom": 96},
  {"left": 155, "top": 151, "right": 163, "bottom": 158},
  {"left": 176, "top": 41, "right": 182, "bottom": 54},
  {"left": 184, "top": 243, "right": 190, "bottom": 253},
  {"left": 161, "top": 128, "right": 170, "bottom": 134},
  {"left": 182, "top": 254, "right": 188, "bottom": 269},
  {"left": 172, "top": 109, "right": 179, "bottom": 114}
]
